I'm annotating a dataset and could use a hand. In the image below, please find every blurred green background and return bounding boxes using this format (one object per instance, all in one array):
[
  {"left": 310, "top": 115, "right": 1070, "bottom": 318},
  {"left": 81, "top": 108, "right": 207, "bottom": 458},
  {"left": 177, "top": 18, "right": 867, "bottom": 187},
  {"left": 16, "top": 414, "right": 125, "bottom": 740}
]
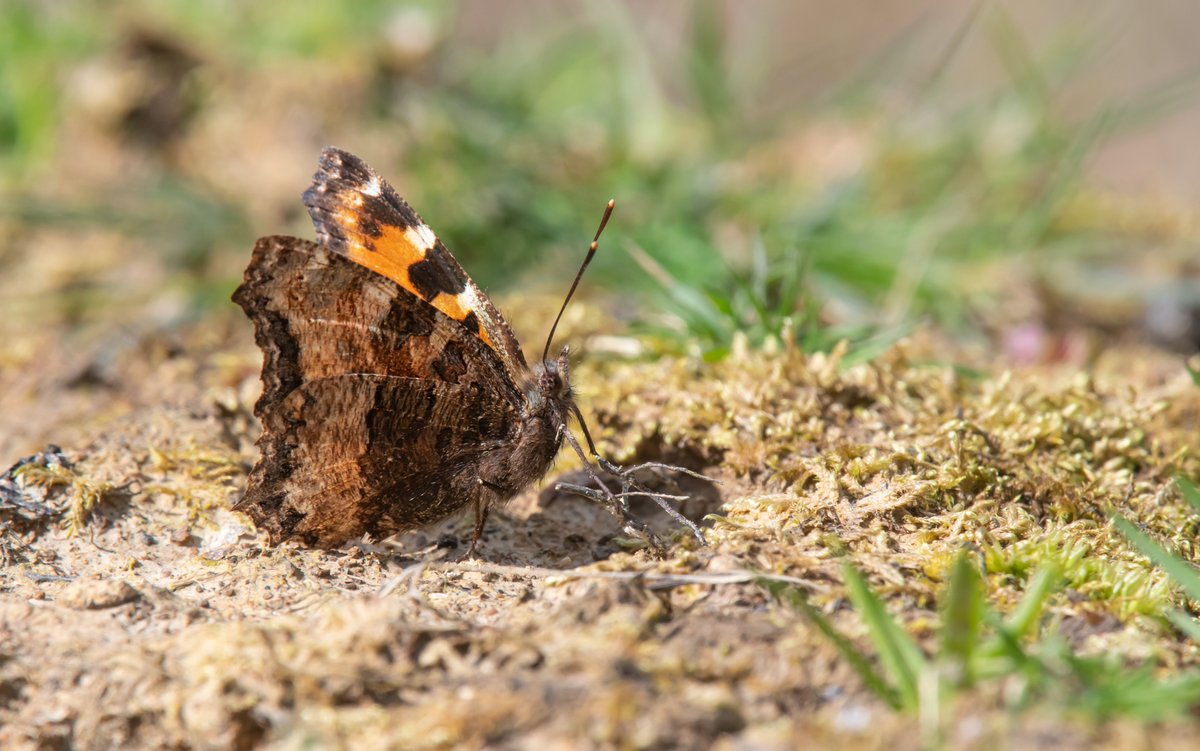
[{"left": 2, "top": 0, "right": 1199, "bottom": 368}]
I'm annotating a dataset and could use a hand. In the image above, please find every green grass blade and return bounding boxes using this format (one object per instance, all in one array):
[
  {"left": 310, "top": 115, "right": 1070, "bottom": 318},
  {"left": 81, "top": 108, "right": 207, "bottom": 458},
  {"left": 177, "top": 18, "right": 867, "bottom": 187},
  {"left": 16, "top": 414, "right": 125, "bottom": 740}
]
[
  {"left": 1099, "top": 66, "right": 1200, "bottom": 139},
  {"left": 1166, "top": 609, "right": 1200, "bottom": 642},
  {"left": 978, "top": 607, "right": 1036, "bottom": 675},
  {"left": 1065, "top": 655, "right": 1200, "bottom": 722},
  {"left": 774, "top": 243, "right": 809, "bottom": 325},
  {"left": 1112, "top": 513, "right": 1200, "bottom": 603},
  {"left": 757, "top": 578, "right": 901, "bottom": 709},
  {"left": 1005, "top": 563, "right": 1060, "bottom": 639},
  {"left": 838, "top": 324, "right": 913, "bottom": 368},
  {"left": 1175, "top": 475, "right": 1200, "bottom": 517},
  {"left": 842, "top": 562, "right": 926, "bottom": 709},
  {"left": 686, "top": 0, "right": 736, "bottom": 141},
  {"left": 625, "top": 241, "right": 734, "bottom": 344},
  {"left": 940, "top": 552, "right": 984, "bottom": 686},
  {"left": 1187, "top": 362, "right": 1200, "bottom": 387}
]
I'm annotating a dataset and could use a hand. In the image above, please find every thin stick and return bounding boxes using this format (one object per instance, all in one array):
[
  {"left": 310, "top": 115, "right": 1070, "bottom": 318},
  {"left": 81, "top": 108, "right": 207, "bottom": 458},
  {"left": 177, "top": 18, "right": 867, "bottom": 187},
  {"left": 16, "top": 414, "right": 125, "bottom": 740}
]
[{"left": 402, "top": 560, "right": 820, "bottom": 592}]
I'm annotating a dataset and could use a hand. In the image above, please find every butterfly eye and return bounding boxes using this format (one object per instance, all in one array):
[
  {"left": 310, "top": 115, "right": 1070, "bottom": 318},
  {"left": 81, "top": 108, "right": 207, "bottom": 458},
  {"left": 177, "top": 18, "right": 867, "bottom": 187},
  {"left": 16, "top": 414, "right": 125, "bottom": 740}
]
[{"left": 539, "top": 367, "right": 560, "bottom": 393}]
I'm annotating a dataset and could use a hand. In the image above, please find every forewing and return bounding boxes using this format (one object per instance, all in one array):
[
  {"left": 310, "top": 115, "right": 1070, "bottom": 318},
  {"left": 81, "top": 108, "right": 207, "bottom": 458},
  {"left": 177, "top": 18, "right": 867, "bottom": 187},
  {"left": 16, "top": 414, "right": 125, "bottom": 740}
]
[
  {"left": 233, "top": 235, "right": 522, "bottom": 405},
  {"left": 301, "top": 146, "right": 528, "bottom": 375}
]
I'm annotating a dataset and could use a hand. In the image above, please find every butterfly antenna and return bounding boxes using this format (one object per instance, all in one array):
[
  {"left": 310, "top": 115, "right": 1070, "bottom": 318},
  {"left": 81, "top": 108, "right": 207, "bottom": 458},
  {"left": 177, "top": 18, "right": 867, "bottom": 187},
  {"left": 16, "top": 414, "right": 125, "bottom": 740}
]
[{"left": 542, "top": 199, "right": 615, "bottom": 363}]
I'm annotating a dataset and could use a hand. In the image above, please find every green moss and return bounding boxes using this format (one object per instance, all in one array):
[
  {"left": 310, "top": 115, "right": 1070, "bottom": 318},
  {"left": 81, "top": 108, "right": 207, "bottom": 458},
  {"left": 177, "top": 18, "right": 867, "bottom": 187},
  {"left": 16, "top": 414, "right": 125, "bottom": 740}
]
[{"left": 579, "top": 338, "right": 1199, "bottom": 634}]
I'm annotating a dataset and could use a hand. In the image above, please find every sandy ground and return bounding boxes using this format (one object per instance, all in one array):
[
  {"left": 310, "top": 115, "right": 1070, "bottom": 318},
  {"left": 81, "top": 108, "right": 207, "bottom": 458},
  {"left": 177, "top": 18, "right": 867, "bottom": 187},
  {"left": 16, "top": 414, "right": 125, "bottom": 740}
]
[{"left": 2, "top": 314, "right": 1199, "bottom": 749}]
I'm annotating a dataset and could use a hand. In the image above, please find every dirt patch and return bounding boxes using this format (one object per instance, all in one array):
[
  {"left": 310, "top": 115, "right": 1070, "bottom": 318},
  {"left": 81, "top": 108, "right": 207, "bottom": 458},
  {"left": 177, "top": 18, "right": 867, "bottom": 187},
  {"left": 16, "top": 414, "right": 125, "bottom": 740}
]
[{"left": 1, "top": 317, "right": 1198, "bottom": 748}]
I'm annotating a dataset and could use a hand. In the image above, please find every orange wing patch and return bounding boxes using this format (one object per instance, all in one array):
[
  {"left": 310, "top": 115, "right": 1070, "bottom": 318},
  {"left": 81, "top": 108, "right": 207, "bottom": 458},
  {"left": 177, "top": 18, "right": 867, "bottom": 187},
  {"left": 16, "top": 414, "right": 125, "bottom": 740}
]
[{"left": 302, "top": 147, "right": 494, "bottom": 349}]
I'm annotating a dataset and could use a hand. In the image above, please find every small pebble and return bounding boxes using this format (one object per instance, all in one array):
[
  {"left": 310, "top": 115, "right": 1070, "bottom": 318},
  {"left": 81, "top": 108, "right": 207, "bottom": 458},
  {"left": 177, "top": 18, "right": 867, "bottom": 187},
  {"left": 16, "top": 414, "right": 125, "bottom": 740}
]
[{"left": 58, "top": 578, "right": 140, "bottom": 610}]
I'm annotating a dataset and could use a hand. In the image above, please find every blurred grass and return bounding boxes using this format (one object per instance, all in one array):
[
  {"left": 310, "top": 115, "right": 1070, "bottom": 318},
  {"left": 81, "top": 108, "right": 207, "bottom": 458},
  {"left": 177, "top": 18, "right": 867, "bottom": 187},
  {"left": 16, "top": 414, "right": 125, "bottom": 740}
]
[
  {"left": 0, "top": 2, "right": 98, "bottom": 180},
  {"left": 1115, "top": 476, "right": 1200, "bottom": 639},
  {"left": 764, "top": 551, "right": 1200, "bottom": 736},
  {"left": 2, "top": 0, "right": 1197, "bottom": 358}
]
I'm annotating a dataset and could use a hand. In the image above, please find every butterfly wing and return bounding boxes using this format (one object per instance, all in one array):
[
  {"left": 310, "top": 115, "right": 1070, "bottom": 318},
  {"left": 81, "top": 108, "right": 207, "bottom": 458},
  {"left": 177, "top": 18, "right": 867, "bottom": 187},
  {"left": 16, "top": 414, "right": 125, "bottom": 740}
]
[
  {"left": 301, "top": 146, "right": 529, "bottom": 377},
  {"left": 233, "top": 236, "right": 522, "bottom": 546}
]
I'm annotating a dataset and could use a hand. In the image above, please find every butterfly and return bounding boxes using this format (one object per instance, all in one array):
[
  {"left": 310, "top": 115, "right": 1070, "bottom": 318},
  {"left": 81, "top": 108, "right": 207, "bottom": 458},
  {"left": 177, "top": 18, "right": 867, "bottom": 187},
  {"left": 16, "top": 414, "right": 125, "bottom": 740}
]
[{"left": 233, "top": 147, "right": 620, "bottom": 556}]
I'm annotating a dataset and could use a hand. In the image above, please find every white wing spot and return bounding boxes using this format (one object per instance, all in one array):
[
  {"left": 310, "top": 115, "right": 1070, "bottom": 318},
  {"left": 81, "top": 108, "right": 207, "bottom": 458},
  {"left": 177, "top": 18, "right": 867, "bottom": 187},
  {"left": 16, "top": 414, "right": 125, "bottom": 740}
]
[
  {"left": 458, "top": 285, "right": 482, "bottom": 311},
  {"left": 362, "top": 175, "right": 382, "bottom": 197},
  {"left": 405, "top": 224, "right": 437, "bottom": 254}
]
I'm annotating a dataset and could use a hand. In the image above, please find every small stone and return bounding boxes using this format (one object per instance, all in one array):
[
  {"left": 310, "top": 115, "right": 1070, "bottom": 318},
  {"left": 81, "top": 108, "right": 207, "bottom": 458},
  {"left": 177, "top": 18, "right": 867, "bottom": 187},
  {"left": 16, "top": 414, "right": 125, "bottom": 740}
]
[
  {"left": 706, "top": 554, "right": 745, "bottom": 572},
  {"left": 58, "top": 578, "right": 140, "bottom": 610}
]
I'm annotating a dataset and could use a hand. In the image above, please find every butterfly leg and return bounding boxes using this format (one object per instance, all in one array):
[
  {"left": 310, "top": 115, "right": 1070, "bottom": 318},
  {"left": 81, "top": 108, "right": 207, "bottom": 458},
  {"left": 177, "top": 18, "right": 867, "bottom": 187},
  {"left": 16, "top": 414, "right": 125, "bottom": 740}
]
[
  {"left": 553, "top": 481, "right": 666, "bottom": 550},
  {"left": 459, "top": 498, "right": 490, "bottom": 561},
  {"left": 564, "top": 403, "right": 709, "bottom": 545}
]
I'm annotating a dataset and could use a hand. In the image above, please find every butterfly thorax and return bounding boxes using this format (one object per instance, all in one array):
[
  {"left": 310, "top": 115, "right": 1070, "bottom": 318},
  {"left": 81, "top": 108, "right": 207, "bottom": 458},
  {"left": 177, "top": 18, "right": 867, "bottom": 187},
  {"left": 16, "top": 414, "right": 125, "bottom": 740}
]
[{"left": 473, "top": 348, "right": 569, "bottom": 499}]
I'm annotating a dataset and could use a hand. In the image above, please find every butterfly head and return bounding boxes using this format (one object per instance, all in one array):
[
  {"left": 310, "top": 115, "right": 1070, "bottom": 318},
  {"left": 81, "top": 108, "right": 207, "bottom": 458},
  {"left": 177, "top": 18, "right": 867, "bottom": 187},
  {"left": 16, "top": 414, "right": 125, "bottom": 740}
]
[{"left": 531, "top": 345, "right": 574, "bottom": 410}]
